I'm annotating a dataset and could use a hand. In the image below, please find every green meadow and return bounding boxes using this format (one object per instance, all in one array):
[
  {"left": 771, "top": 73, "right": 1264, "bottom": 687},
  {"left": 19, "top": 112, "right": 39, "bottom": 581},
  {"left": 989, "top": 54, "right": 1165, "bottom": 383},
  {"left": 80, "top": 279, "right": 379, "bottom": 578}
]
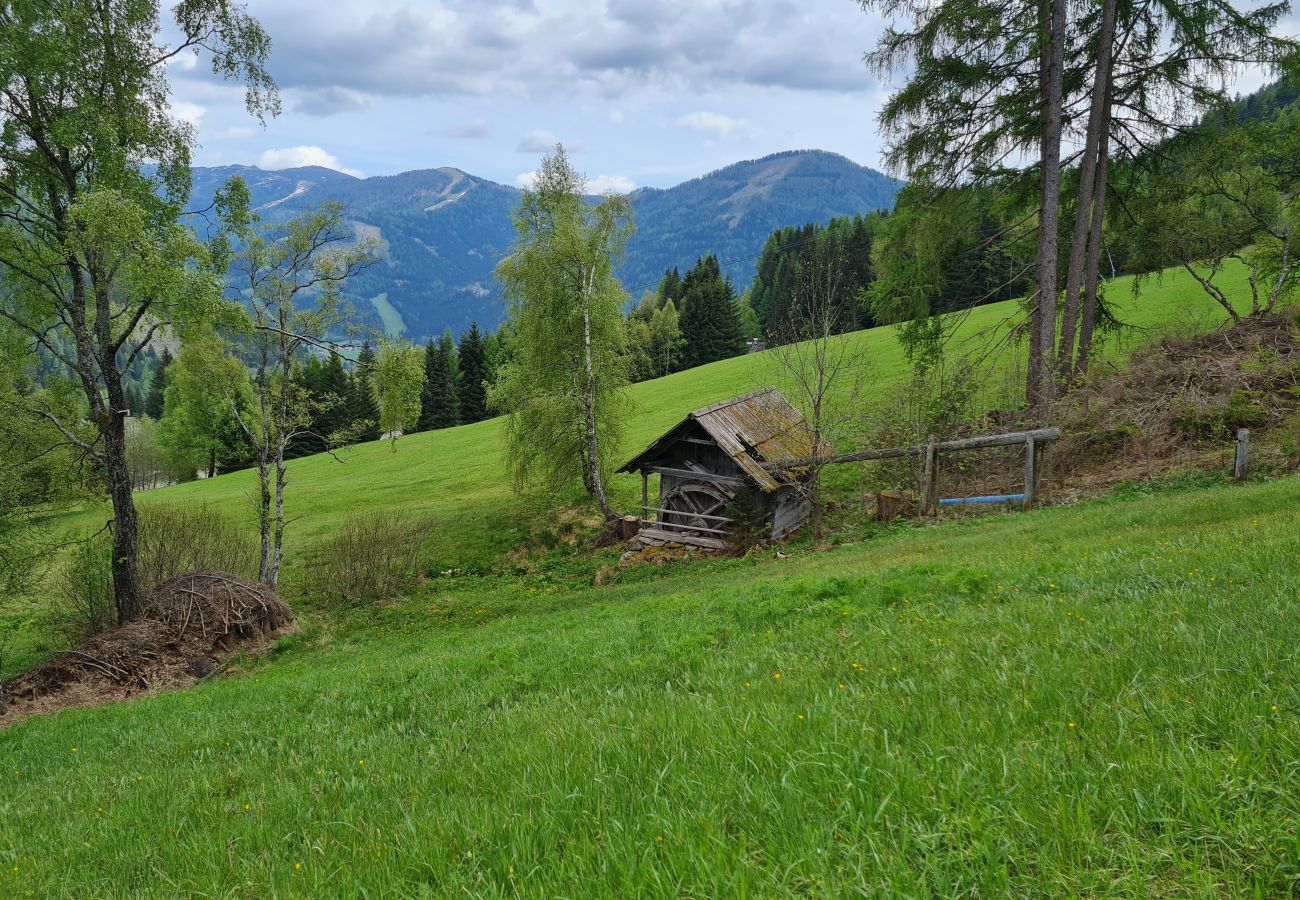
[
  {"left": 7, "top": 261, "right": 1297, "bottom": 897},
  {"left": 51, "top": 263, "right": 1250, "bottom": 575},
  {"left": 3, "top": 474, "right": 1298, "bottom": 895}
]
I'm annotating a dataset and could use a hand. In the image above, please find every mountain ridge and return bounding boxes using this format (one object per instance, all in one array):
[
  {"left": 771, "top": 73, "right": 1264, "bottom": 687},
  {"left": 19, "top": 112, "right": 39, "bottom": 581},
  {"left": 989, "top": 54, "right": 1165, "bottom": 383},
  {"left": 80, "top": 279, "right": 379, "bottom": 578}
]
[{"left": 187, "top": 150, "right": 901, "bottom": 339}]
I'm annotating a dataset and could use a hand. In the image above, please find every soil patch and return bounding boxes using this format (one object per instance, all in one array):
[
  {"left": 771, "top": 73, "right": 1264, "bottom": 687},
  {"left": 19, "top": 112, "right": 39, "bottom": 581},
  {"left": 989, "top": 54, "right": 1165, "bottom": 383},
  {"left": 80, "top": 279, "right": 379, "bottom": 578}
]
[{"left": 1, "top": 573, "right": 294, "bottom": 728}]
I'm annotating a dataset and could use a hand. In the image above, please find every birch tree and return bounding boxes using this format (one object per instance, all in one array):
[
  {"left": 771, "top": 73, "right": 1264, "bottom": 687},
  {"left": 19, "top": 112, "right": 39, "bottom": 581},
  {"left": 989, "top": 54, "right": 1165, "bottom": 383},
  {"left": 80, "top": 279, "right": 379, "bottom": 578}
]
[
  {"left": 492, "top": 146, "right": 633, "bottom": 519},
  {"left": 0, "top": 0, "right": 275, "bottom": 622},
  {"left": 223, "top": 190, "right": 376, "bottom": 586}
]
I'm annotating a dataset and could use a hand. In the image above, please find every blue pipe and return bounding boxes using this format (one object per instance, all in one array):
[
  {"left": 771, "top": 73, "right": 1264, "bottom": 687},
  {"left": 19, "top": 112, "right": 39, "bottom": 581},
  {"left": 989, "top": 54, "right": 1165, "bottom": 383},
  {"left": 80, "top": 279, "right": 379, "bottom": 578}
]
[{"left": 938, "top": 493, "right": 1025, "bottom": 506}]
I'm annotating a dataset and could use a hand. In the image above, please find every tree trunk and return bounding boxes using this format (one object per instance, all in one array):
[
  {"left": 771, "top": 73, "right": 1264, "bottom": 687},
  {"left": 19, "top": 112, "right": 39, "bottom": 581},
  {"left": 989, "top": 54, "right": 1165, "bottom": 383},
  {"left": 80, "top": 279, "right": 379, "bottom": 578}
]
[
  {"left": 1059, "top": 0, "right": 1117, "bottom": 382},
  {"left": 256, "top": 449, "right": 272, "bottom": 584},
  {"left": 1031, "top": 0, "right": 1067, "bottom": 411},
  {"left": 1075, "top": 133, "right": 1110, "bottom": 378},
  {"left": 580, "top": 268, "right": 613, "bottom": 519},
  {"left": 207, "top": 447, "right": 217, "bottom": 480},
  {"left": 103, "top": 410, "right": 143, "bottom": 621},
  {"left": 271, "top": 446, "right": 287, "bottom": 587}
]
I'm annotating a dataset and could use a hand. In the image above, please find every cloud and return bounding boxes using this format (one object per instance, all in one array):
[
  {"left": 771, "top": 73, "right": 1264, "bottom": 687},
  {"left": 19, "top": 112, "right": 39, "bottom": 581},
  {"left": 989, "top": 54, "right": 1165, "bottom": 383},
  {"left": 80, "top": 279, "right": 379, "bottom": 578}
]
[
  {"left": 257, "top": 146, "right": 364, "bottom": 178},
  {"left": 437, "top": 119, "right": 491, "bottom": 139},
  {"left": 676, "top": 111, "right": 748, "bottom": 139},
  {"left": 195, "top": 0, "right": 878, "bottom": 102},
  {"left": 171, "top": 100, "right": 206, "bottom": 127},
  {"left": 516, "top": 130, "right": 558, "bottom": 153},
  {"left": 215, "top": 126, "right": 257, "bottom": 140},
  {"left": 515, "top": 171, "right": 635, "bottom": 194},
  {"left": 292, "top": 86, "right": 373, "bottom": 117},
  {"left": 587, "top": 174, "right": 636, "bottom": 194}
]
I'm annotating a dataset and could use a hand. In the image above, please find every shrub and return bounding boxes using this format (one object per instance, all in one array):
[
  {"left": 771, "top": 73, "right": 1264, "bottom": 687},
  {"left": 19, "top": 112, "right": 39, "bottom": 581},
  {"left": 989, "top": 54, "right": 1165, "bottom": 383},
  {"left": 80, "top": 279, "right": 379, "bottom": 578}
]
[
  {"left": 301, "top": 511, "right": 435, "bottom": 604},
  {"left": 135, "top": 503, "right": 259, "bottom": 587},
  {"left": 1279, "top": 412, "right": 1300, "bottom": 470},
  {"left": 46, "top": 504, "right": 258, "bottom": 643},
  {"left": 48, "top": 534, "right": 117, "bottom": 644}
]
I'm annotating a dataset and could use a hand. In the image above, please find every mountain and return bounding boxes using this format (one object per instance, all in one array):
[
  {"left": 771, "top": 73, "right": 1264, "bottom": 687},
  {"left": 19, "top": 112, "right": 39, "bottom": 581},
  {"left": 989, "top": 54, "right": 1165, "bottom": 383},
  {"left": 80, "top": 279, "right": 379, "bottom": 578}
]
[{"left": 186, "top": 150, "right": 901, "bottom": 340}]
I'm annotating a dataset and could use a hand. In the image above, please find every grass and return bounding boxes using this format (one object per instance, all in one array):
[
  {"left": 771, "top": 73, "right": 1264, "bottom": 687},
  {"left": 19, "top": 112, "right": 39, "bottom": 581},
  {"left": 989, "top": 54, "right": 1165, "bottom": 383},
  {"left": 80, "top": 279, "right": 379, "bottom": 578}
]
[
  {"left": 2, "top": 474, "right": 1298, "bottom": 895},
  {"left": 45, "top": 263, "right": 1253, "bottom": 580}
]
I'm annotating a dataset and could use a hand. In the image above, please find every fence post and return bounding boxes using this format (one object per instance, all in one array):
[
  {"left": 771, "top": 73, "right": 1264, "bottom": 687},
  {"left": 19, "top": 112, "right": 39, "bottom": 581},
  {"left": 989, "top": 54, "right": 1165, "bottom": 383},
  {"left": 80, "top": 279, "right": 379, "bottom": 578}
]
[
  {"left": 1023, "top": 434, "right": 1037, "bottom": 511},
  {"left": 919, "top": 436, "right": 939, "bottom": 516},
  {"left": 642, "top": 471, "right": 649, "bottom": 519},
  {"left": 1235, "top": 429, "right": 1250, "bottom": 481}
]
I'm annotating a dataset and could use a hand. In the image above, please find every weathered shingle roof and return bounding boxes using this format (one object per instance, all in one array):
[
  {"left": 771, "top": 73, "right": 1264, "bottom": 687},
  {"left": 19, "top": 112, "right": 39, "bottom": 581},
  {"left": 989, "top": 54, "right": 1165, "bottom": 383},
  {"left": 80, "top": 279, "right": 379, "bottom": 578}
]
[{"left": 618, "top": 387, "right": 830, "bottom": 492}]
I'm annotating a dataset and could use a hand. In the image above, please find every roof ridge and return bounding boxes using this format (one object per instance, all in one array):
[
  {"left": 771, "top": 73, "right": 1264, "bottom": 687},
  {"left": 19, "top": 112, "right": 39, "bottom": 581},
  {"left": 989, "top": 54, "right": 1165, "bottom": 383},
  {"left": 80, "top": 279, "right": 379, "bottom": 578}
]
[{"left": 690, "top": 385, "right": 779, "bottom": 418}]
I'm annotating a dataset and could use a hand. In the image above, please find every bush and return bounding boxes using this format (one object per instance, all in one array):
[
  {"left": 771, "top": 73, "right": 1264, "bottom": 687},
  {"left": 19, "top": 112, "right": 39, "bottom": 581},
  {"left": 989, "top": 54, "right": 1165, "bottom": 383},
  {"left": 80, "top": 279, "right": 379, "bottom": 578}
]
[
  {"left": 1279, "top": 412, "right": 1300, "bottom": 469},
  {"left": 301, "top": 511, "right": 435, "bottom": 604},
  {"left": 46, "top": 504, "right": 258, "bottom": 643},
  {"left": 135, "top": 503, "right": 259, "bottom": 587},
  {"left": 48, "top": 534, "right": 117, "bottom": 645}
]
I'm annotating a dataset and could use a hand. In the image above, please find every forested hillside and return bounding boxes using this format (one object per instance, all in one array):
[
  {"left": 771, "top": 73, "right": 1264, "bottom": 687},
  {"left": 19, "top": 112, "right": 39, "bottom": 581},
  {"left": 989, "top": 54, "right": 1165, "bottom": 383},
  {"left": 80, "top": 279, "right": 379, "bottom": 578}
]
[{"left": 184, "top": 150, "right": 900, "bottom": 340}]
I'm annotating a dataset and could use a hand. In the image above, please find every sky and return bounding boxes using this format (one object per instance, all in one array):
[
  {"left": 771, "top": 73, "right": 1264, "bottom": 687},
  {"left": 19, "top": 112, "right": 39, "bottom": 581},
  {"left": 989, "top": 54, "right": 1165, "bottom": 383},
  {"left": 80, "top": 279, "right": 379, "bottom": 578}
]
[{"left": 167, "top": 0, "right": 1298, "bottom": 191}]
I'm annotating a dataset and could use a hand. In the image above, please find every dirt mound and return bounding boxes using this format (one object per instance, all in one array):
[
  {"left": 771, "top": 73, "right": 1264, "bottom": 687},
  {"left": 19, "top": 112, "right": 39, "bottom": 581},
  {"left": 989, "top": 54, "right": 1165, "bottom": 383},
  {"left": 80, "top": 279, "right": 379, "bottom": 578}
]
[{"left": 1, "top": 573, "right": 294, "bottom": 727}]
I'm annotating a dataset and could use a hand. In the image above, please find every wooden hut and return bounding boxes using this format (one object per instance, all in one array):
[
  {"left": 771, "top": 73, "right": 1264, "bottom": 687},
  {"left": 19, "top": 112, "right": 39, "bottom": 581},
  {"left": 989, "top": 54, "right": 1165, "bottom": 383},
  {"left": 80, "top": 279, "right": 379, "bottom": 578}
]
[{"left": 618, "top": 387, "right": 831, "bottom": 549}]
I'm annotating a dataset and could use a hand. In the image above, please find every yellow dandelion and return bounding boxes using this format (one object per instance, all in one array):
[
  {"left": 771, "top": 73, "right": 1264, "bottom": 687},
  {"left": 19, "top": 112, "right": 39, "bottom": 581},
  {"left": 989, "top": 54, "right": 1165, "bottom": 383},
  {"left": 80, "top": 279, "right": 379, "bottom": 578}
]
[
  {"left": 797, "top": 714, "right": 805, "bottom": 720},
  {"left": 1271, "top": 705, "right": 1279, "bottom": 712},
  {"left": 71, "top": 747, "right": 77, "bottom": 754},
  {"left": 773, "top": 672, "right": 781, "bottom": 680},
  {"left": 838, "top": 683, "right": 845, "bottom": 690},
  {"left": 656, "top": 835, "right": 664, "bottom": 845},
  {"left": 245, "top": 804, "right": 251, "bottom": 812},
  {"left": 295, "top": 863, "right": 302, "bottom": 871},
  {"left": 743, "top": 681, "right": 750, "bottom": 688},
  {"left": 1068, "top": 722, "right": 1077, "bottom": 729}
]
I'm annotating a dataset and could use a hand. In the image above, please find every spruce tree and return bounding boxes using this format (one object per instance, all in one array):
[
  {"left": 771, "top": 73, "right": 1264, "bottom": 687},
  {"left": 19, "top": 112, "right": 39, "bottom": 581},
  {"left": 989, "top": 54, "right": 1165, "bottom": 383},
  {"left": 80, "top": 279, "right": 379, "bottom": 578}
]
[
  {"left": 456, "top": 322, "right": 489, "bottom": 424},
  {"left": 679, "top": 256, "right": 744, "bottom": 368},
  {"left": 351, "top": 342, "right": 382, "bottom": 441},
  {"left": 317, "top": 352, "right": 352, "bottom": 439},
  {"left": 419, "top": 331, "right": 459, "bottom": 430},
  {"left": 144, "top": 349, "right": 173, "bottom": 419}
]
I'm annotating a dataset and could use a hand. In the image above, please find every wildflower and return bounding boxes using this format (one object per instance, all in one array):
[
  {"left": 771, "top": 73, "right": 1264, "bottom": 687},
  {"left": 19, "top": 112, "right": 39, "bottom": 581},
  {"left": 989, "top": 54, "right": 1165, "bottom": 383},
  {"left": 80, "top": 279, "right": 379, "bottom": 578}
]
[
  {"left": 838, "top": 683, "right": 845, "bottom": 690},
  {"left": 743, "top": 682, "right": 750, "bottom": 689},
  {"left": 1272, "top": 705, "right": 1279, "bottom": 712},
  {"left": 295, "top": 863, "right": 302, "bottom": 871},
  {"left": 656, "top": 835, "right": 664, "bottom": 845},
  {"left": 71, "top": 747, "right": 77, "bottom": 754},
  {"left": 358, "top": 759, "right": 365, "bottom": 766},
  {"left": 1068, "top": 722, "right": 1077, "bottom": 729},
  {"left": 797, "top": 714, "right": 805, "bottom": 720},
  {"left": 245, "top": 804, "right": 251, "bottom": 812},
  {"left": 773, "top": 672, "right": 781, "bottom": 680}
]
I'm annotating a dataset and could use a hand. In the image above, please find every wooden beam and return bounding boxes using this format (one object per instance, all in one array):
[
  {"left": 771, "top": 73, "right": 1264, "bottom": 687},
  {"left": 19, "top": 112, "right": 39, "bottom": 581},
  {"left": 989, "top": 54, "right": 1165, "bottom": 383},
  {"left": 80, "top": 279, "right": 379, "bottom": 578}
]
[
  {"left": 765, "top": 428, "right": 1062, "bottom": 471},
  {"left": 641, "top": 519, "right": 732, "bottom": 536},
  {"left": 644, "top": 506, "right": 734, "bottom": 523},
  {"left": 646, "top": 466, "right": 749, "bottom": 488},
  {"left": 1235, "top": 428, "right": 1250, "bottom": 481},
  {"left": 919, "top": 436, "right": 938, "bottom": 516},
  {"left": 641, "top": 471, "right": 649, "bottom": 520}
]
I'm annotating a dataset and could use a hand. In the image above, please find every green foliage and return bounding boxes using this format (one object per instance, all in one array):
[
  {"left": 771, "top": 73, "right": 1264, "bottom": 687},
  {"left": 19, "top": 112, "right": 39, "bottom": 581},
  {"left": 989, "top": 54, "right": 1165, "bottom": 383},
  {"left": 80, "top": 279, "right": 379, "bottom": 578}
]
[
  {"left": 491, "top": 147, "right": 633, "bottom": 508},
  {"left": 418, "top": 332, "right": 459, "bottom": 431},
  {"left": 679, "top": 255, "right": 745, "bottom": 367},
  {"left": 144, "top": 349, "right": 173, "bottom": 420},
  {"left": 157, "top": 335, "right": 253, "bottom": 477},
  {"left": 374, "top": 340, "right": 425, "bottom": 440},
  {"left": 301, "top": 510, "right": 436, "bottom": 604},
  {"left": 455, "top": 322, "right": 489, "bottom": 424}
]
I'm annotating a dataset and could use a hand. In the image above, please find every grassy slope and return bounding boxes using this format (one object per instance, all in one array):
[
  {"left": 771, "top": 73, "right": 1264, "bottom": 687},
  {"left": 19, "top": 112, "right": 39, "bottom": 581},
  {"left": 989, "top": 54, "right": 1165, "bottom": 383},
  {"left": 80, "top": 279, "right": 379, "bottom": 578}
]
[
  {"left": 52, "top": 264, "right": 1249, "bottom": 575},
  {"left": 2, "top": 475, "right": 1299, "bottom": 895}
]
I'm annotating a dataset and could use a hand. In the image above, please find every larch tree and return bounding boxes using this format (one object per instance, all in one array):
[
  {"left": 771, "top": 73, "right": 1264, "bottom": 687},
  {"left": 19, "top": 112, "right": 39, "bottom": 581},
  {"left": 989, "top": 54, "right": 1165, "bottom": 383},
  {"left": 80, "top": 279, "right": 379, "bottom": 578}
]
[
  {"left": 492, "top": 146, "right": 633, "bottom": 519},
  {"left": 0, "top": 0, "right": 276, "bottom": 623}
]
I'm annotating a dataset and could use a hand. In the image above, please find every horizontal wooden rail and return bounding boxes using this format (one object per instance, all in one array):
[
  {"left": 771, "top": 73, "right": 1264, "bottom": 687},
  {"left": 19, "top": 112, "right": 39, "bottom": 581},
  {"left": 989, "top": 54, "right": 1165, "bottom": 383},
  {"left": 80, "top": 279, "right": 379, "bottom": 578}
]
[
  {"left": 766, "top": 428, "right": 1061, "bottom": 472},
  {"left": 643, "top": 506, "right": 734, "bottom": 523},
  {"left": 641, "top": 518, "right": 732, "bottom": 536},
  {"left": 646, "top": 465, "right": 749, "bottom": 488}
]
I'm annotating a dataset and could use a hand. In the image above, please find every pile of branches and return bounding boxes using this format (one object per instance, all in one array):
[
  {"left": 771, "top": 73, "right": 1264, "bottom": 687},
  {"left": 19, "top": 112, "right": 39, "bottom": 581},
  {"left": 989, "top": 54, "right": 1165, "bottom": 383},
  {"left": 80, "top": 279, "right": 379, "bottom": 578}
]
[{"left": 2, "top": 573, "right": 293, "bottom": 723}]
